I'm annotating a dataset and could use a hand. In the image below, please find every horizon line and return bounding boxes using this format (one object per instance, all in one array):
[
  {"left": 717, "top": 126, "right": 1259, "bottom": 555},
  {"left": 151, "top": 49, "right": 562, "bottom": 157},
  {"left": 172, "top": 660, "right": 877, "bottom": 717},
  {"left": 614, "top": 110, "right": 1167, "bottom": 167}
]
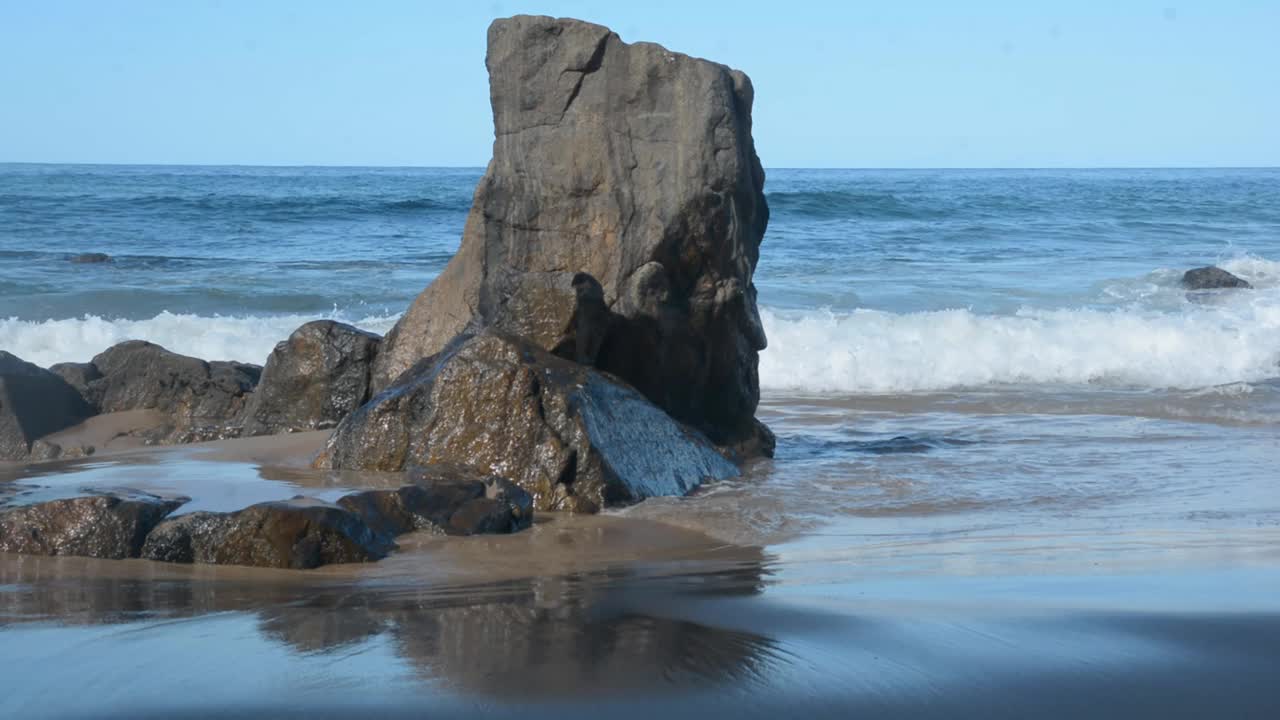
[{"left": 2, "top": 161, "right": 1279, "bottom": 172}]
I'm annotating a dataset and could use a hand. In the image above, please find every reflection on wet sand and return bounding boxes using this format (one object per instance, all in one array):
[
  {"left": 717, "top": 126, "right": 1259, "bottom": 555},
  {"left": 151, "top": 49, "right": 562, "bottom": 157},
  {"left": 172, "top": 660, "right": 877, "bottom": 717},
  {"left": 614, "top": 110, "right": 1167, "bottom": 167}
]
[{"left": 1, "top": 541, "right": 776, "bottom": 698}]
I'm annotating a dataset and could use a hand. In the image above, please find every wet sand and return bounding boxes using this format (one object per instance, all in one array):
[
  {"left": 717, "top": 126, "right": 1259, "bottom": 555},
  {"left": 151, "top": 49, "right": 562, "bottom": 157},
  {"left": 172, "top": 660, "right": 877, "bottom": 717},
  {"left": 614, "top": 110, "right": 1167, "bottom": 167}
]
[{"left": 3, "top": 411, "right": 1280, "bottom": 718}]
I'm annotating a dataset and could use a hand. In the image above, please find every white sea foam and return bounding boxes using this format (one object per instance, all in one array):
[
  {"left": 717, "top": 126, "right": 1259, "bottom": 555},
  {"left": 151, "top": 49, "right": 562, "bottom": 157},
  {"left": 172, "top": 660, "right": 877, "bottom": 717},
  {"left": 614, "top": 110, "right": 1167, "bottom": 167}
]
[
  {"left": 5, "top": 277, "right": 1280, "bottom": 395},
  {"left": 759, "top": 295, "right": 1280, "bottom": 393},
  {"left": 0, "top": 311, "right": 400, "bottom": 367}
]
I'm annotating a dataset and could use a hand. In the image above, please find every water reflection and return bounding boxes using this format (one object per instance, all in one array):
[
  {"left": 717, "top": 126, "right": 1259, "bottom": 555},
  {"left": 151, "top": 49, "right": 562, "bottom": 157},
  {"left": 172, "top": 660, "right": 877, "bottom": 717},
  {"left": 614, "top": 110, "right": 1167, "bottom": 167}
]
[{"left": 0, "top": 548, "right": 777, "bottom": 698}]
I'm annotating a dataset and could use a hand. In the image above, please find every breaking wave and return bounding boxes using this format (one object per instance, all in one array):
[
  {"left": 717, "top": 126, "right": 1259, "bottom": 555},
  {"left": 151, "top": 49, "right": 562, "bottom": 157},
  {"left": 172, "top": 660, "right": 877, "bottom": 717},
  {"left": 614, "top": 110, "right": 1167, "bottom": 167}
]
[{"left": 0, "top": 311, "right": 399, "bottom": 367}]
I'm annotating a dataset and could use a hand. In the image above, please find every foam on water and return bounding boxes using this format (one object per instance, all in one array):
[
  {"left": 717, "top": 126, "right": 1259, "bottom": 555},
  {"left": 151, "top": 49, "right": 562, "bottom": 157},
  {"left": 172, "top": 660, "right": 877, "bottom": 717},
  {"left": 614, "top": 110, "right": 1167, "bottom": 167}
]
[
  {"left": 0, "top": 311, "right": 399, "bottom": 367},
  {"left": 760, "top": 283, "right": 1280, "bottom": 394}
]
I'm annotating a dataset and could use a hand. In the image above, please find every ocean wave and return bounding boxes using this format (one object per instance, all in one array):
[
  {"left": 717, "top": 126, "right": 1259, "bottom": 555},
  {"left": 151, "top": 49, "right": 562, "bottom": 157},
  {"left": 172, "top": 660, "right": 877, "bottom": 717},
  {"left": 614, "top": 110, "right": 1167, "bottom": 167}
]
[
  {"left": 5, "top": 291, "right": 1280, "bottom": 395},
  {"left": 0, "top": 311, "right": 400, "bottom": 367},
  {"left": 758, "top": 299, "right": 1280, "bottom": 393}
]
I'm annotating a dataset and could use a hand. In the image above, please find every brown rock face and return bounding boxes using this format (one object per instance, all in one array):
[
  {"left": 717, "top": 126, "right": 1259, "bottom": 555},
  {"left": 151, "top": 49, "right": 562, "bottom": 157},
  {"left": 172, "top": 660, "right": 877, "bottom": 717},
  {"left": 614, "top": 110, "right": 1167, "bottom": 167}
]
[
  {"left": 237, "top": 320, "right": 382, "bottom": 436},
  {"left": 87, "top": 340, "right": 260, "bottom": 443},
  {"left": 0, "top": 493, "right": 187, "bottom": 559},
  {"left": 0, "top": 352, "right": 96, "bottom": 461},
  {"left": 337, "top": 474, "right": 533, "bottom": 537},
  {"left": 373, "top": 15, "right": 770, "bottom": 451},
  {"left": 318, "top": 331, "right": 740, "bottom": 512},
  {"left": 140, "top": 500, "right": 394, "bottom": 570}
]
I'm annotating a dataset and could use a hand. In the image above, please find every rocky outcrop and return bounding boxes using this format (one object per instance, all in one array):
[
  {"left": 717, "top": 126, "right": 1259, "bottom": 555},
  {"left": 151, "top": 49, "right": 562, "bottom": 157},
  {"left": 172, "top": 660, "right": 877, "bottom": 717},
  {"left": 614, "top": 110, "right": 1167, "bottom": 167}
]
[
  {"left": 0, "top": 352, "right": 96, "bottom": 461},
  {"left": 338, "top": 474, "right": 533, "bottom": 537},
  {"left": 317, "top": 331, "right": 740, "bottom": 512},
  {"left": 87, "top": 340, "right": 260, "bottom": 443},
  {"left": 236, "top": 320, "right": 381, "bottom": 436},
  {"left": 373, "top": 15, "right": 770, "bottom": 453},
  {"left": 0, "top": 493, "right": 187, "bottom": 559},
  {"left": 1182, "top": 266, "right": 1252, "bottom": 290},
  {"left": 140, "top": 499, "right": 394, "bottom": 569}
]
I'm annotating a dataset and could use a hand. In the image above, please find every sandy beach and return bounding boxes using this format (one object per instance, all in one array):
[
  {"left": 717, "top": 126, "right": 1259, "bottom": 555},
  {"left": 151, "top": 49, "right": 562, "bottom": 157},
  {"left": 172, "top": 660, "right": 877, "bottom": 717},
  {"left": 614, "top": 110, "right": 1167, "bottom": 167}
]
[{"left": 4, "top": 404, "right": 1279, "bottom": 718}]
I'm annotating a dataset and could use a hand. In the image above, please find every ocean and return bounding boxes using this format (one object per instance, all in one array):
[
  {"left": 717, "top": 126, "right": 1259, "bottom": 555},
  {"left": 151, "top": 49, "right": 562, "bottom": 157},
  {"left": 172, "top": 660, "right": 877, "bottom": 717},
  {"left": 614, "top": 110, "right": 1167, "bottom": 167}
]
[{"left": 2, "top": 164, "right": 1279, "bottom": 717}]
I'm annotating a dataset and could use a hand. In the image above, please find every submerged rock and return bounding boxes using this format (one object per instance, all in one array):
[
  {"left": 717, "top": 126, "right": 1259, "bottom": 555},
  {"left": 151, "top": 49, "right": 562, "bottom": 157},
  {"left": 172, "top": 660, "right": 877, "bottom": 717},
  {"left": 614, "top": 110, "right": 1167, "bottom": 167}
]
[
  {"left": 1182, "top": 266, "right": 1252, "bottom": 290},
  {"left": 337, "top": 474, "right": 532, "bottom": 537},
  {"left": 0, "top": 493, "right": 187, "bottom": 559},
  {"left": 374, "top": 15, "right": 771, "bottom": 454},
  {"left": 0, "top": 352, "right": 96, "bottom": 461},
  {"left": 317, "top": 331, "right": 740, "bottom": 512},
  {"left": 237, "top": 320, "right": 382, "bottom": 436},
  {"left": 68, "top": 252, "right": 111, "bottom": 264},
  {"left": 141, "top": 499, "right": 394, "bottom": 570},
  {"left": 87, "top": 340, "right": 260, "bottom": 444}
]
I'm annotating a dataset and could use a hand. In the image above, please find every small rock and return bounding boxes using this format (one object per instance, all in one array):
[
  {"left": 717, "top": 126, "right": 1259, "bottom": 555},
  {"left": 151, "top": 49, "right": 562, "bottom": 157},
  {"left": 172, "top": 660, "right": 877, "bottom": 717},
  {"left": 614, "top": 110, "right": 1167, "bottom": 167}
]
[
  {"left": 0, "top": 493, "right": 187, "bottom": 559},
  {"left": 237, "top": 320, "right": 382, "bottom": 436},
  {"left": 28, "top": 439, "right": 96, "bottom": 461},
  {"left": 1182, "top": 266, "right": 1252, "bottom": 290},
  {"left": 87, "top": 340, "right": 259, "bottom": 444},
  {"left": 338, "top": 473, "right": 533, "bottom": 537},
  {"left": 140, "top": 499, "right": 394, "bottom": 569}
]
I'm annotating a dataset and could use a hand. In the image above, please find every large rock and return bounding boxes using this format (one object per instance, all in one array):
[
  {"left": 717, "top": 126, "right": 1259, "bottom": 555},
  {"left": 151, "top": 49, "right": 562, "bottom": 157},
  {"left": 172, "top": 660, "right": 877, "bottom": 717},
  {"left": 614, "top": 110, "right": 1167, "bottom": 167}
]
[
  {"left": 1182, "top": 266, "right": 1252, "bottom": 290},
  {"left": 317, "top": 331, "right": 740, "bottom": 512},
  {"left": 373, "top": 15, "right": 771, "bottom": 452},
  {"left": 0, "top": 493, "right": 187, "bottom": 559},
  {"left": 337, "top": 474, "right": 533, "bottom": 537},
  {"left": 140, "top": 499, "right": 394, "bottom": 570},
  {"left": 237, "top": 320, "right": 382, "bottom": 436},
  {"left": 87, "top": 340, "right": 260, "bottom": 443},
  {"left": 0, "top": 352, "right": 96, "bottom": 461}
]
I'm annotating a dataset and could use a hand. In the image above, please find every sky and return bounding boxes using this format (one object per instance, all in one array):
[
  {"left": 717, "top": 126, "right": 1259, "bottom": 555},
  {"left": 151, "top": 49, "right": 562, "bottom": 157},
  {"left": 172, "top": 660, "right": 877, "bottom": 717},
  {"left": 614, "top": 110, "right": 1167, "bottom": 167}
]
[{"left": 0, "top": 0, "right": 1276, "bottom": 168}]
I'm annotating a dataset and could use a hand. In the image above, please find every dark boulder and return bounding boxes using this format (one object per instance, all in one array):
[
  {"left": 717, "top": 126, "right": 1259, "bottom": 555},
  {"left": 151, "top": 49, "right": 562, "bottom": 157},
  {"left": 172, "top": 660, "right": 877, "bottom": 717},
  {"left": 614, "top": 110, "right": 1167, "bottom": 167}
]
[
  {"left": 69, "top": 253, "right": 111, "bottom": 264},
  {"left": 237, "top": 320, "right": 381, "bottom": 436},
  {"left": 373, "top": 15, "right": 771, "bottom": 454},
  {"left": 48, "top": 361, "right": 103, "bottom": 409},
  {"left": 0, "top": 492, "right": 187, "bottom": 559},
  {"left": 317, "top": 331, "right": 740, "bottom": 512},
  {"left": 1182, "top": 266, "right": 1252, "bottom": 290},
  {"left": 338, "top": 473, "right": 533, "bottom": 537},
  {"left": 0, "top": 351, "right": 96, "bottom": 461},
  {"left": 87, "top": 340, "right": 260, "bottom": 444},
  {"left": 140, "top": 499, "right": 394, "bottom": 569}
]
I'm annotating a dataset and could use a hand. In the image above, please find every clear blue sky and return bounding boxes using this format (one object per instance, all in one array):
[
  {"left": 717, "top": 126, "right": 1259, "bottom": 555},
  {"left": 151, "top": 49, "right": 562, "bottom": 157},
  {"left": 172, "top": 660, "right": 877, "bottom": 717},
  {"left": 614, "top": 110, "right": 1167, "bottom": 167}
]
[{"left": 1, "top": 1, "right": 1276, "bottom": 167}]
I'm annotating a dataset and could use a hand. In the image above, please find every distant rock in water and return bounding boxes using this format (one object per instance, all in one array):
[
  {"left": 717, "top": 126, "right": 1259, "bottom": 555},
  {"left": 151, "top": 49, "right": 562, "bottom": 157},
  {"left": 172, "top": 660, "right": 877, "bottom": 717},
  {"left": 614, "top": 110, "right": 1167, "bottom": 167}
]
[
  {"left": 236, "top": 320, "right": 381, "bottom": 436},
  {"left": 317, "top": 331, "right": 740, "bottom": 513},
  {"left": 0, "top": 493, "right": 187, "bottom": 559},
  {"left": 68, "top": 252, "right": 111, "bottom": 264},
  {"left": 0, "top": 351, "right": 95, "bottom": 461},
  {"left": 87, "top": 340, "right": 260, "bottom": 444},
  {"left": 1182, "top": 266, "right": 1252, "bottom": 290},
  {"left": 373, "top": 14, "right": 772, "bottom": 456}
]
